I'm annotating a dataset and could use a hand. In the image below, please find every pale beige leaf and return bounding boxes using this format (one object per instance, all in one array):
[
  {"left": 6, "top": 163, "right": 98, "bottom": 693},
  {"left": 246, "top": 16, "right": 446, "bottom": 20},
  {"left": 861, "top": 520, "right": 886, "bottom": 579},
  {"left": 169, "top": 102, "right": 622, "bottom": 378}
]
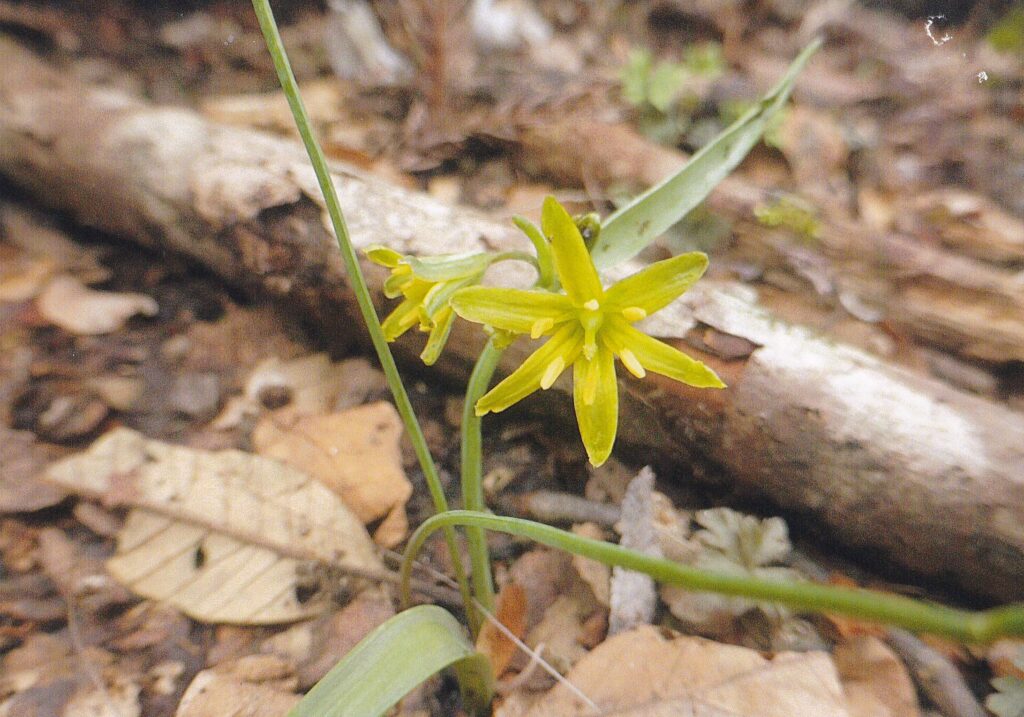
[
  {"left": 46, "top": 428, "right": 382, "bottom": 624},
  {"left": 252, "top": 402, "right": 411, "bottom": 547},
  {"left": 175, "top": 655, "right": 300, "bottom": 717},
  {"left": 522, "top": 626, "right": 851, "bottom": 717},
  {"left": 36, "top": 275, "right": 158, "bottom": 335}
]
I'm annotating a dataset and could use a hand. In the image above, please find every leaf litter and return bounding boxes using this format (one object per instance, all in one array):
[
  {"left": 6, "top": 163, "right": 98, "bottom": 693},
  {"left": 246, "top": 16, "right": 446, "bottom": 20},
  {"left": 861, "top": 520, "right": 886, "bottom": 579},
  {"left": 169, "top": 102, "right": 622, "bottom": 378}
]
[
  {"left": 45, "top": 427, "right": 382, "bottom": 624},
  {"left": 4, "top": 0, "right": 1023, "bottom": 713}
]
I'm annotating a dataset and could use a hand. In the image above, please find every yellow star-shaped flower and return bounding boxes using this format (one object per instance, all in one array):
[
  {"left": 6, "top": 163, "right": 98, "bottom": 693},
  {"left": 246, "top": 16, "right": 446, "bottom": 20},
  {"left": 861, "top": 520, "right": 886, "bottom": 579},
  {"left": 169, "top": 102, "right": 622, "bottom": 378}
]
[{"left": 451, "top": 197, "right": 725, "bottom": 466}]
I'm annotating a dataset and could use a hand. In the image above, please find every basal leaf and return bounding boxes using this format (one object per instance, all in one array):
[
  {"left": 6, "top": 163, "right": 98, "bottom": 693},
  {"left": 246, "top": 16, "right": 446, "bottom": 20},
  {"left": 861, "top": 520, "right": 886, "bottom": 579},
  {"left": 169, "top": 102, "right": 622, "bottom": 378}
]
[
  {"left": 592, "top": 39, "right": 821, "bottom": 270},
  {"left": 289, "top": 605, "right": 494, "bottom": 717}
]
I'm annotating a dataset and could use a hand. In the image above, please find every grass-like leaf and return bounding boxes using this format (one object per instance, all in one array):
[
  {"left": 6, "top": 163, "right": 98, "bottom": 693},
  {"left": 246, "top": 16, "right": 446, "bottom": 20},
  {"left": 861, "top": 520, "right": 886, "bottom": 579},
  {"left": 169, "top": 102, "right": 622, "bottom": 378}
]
[
  {"left": 592, "top": 38, "right": 821, "bottom": 270},
  {"left": 402, "top": 511, "right": 1024, "bottom": 644},
  {"left": 288, "top": 605, "right": 494, "bottom": 717}
]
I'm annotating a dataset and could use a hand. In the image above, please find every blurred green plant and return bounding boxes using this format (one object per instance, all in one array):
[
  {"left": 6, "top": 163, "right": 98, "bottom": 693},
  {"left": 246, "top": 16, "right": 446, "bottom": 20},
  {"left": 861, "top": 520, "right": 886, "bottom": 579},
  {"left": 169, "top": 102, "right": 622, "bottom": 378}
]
[
  {"left": 754, "top": 195, "right": 821, "bottom": 242},
  {"left": 987, "top": 5, "right": 1024, "bottom": 54},
  {"left": 620, "top": 42, "right": 725, "bottom": 144}
]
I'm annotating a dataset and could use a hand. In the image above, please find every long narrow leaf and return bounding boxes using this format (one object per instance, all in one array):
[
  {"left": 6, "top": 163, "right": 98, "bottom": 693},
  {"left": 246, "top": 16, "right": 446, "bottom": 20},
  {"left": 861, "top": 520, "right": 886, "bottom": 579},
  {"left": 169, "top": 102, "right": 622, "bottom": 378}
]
[
  {"left": 289, "top": 606, "right": 494, "bottom": 717},
  {"left": 592, "top": 39, "right": 821, "bottom": 270}
]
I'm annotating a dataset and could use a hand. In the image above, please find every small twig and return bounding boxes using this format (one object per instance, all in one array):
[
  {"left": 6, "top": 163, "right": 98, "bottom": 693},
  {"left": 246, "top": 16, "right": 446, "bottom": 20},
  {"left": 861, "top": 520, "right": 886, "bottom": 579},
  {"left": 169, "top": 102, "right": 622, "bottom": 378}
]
[
  {"left": 886, "top": 629, "right": 988, "bottom": 717},
  {"left": 501, "top": 490, "right": 621, "bottom": 527}
]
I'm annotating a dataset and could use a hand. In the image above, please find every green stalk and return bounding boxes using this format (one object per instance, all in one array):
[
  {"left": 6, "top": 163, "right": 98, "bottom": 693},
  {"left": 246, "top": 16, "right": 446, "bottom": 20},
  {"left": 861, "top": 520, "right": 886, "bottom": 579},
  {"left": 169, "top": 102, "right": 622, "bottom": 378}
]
[
  {"left": 461, "top": 339, "right": 504, "bottom": 629},
  {"left": 251, "top": 0, "right": 472, "bottom": 615},
  {"left": 402, "top": 511, "right": 1024, "bottom": 644}
]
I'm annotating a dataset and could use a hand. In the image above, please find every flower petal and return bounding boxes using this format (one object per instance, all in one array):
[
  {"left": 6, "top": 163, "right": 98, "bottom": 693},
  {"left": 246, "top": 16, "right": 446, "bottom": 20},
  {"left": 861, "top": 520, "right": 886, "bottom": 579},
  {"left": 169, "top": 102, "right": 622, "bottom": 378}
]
[
  {"left": 452, "top": 286, "right": 572, "bottom": 334},
  {"left": 366, "top": 245, "right": 404, "bottom": 268},
  {"left": 541, "top": 197, "right": 603, "bottom": 305},
  {"left": 380, "top": 299, "right": 422, "bottom": 341},
  {"left": 476, "top": 324, "right": 582, "bottom": 415},
  {"left": 573, "top": 349, "right": 618, "bottom": 466},
  {"left": 610, "top": 319, "right": 725, "bottom": 388},
  {"left": 420, "top": 306, "right": 455, "bottom": 366},
  {"left": 604, "top": 252, "right": 708, "bottom": 315}
]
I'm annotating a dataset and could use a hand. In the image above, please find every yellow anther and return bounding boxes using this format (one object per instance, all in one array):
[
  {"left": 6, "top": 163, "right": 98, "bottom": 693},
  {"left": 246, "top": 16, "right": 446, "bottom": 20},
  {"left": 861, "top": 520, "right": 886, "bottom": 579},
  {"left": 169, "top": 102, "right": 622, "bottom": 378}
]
[
  {"left": 583, "top": 299, "right": 600, "bottom": 311},
  {"left": 531, "top": 317, "right": 555, "bottom": 339},
  {"left": 622, "top": 306, "right": 647, "bottom": 322},
  {"left": 619, "top": 348, "right": 646, "bottom": 378},
  {"left": 540, "top": 356, "right": 565, "bottom": 390}
]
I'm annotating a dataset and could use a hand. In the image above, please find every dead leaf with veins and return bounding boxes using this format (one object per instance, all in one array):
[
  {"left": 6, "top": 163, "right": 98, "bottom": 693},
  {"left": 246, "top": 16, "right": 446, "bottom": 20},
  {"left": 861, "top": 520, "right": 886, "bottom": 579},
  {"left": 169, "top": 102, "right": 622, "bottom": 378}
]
[
  {"left": 46, "top": 427, "right": 382, "bottom": 624},
  {"left": 252, "top": 401, "right": 412, "bottom": 547},
  {"left": 36, "top": 274, "right": 158, "bottom": 335}
]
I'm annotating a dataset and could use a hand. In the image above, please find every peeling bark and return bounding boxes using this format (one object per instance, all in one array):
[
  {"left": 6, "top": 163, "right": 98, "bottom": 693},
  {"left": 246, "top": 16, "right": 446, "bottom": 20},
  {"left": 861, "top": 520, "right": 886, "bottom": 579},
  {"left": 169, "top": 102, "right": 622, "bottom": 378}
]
[{"left": 2, "top": 37, "right": 1023, "bottom": 601}]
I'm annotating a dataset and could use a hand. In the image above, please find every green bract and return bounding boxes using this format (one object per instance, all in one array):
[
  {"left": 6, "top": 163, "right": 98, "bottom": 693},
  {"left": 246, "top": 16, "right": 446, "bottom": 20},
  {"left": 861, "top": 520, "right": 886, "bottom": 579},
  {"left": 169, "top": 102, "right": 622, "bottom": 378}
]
[
  {"left": 366, "top": 246, "right": 492, "bottom": 365},
  {"left": 452, "top": 196, "right": 724, "bottom": 466}
]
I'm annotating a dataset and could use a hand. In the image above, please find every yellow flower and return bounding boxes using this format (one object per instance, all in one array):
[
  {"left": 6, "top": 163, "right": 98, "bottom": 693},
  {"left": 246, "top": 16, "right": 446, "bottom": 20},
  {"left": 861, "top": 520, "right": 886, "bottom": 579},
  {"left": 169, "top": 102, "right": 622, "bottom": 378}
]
[
  {"left": 367, "top": 246, "right": 490, "bottom": 366},
  {"left": 451, "top": 197, "right": 724, "bottom": 466}
]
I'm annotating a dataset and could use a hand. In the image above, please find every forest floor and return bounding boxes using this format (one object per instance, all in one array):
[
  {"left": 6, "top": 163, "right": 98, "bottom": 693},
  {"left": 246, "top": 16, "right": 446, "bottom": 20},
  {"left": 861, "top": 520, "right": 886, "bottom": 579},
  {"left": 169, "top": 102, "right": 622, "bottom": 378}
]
[{"left": 1, "top": 1, "right": 1024, "bottom": 715}]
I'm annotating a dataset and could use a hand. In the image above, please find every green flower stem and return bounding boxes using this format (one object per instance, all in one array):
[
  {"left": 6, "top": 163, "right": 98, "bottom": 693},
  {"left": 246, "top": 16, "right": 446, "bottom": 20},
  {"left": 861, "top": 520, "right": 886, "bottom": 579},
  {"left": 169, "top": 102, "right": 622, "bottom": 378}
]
[
  {"left": 461, "top": 338, "right": 504, "bottom": 630},
  {"left": 402, "top": 511, "right": 1024, "bottom": 644},
  {"left": 251, "top": 0, "right": 473, "bottom": 615}
]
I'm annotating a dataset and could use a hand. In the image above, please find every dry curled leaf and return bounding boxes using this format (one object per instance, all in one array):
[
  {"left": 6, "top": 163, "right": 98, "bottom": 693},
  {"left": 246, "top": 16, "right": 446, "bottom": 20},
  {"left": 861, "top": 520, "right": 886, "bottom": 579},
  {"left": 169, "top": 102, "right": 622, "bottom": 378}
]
[
  {"left": 36, "top": 275, "right": 158, "bottom": 335},
  {"left": 46, "top": 428, "right": 382, "bottom": 624},
  {"left": 476, "top": 582, "right": 528, "bottom": 679}
]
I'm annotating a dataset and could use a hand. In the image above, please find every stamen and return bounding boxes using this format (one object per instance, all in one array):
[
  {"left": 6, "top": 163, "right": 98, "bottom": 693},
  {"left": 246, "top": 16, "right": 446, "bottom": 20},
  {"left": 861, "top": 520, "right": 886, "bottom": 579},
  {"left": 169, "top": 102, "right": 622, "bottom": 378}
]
[
  {"left": 619, "top": 348, "right": 646, "bottom": 378},
  {"left": 622, "top": 306, "right": 647, "bottom": 322},
  {"left": 540, "top": 356, "right": 565, "bottom": 390},
  {"left": 583, "top": 299, "right": 600, "bottom": 311},
  {"left": 531, "top": 317, "right": 555, "bottom": 339}
]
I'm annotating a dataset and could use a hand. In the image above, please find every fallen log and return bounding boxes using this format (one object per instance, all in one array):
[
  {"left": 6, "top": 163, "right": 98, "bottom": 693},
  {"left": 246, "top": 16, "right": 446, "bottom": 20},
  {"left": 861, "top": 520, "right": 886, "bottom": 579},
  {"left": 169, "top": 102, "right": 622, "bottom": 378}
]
[
  {"left": 517, "top": 117, "right": 1024, "bottom": 364},
  {"left": 2, "top": 37, "right": 1023, "bottom": 601}
]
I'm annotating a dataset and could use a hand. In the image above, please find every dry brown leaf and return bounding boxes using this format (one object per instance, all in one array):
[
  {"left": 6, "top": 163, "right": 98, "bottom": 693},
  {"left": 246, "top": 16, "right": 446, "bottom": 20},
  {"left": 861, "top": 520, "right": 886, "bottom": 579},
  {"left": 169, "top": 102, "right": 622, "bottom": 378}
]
[
  {"left": 833, "top": 636, "right": 921, "bottom": 717},
  {"left": 476, "top": 582, "right": 528, "bottom": 678},
  {"left": 521, "top": 626, "right": 852, "bottom": 717},
  {"left": 36, "top": 275, "right": 158, "bottom": 335},
  {"left": 525, "top": 595, "right": 590, "bottom": 675},
  {"left": 0, "top": 427, "right": 66, "bottom": 513},
  {"left": 175, "top": 655, "right": 300, "bottom": 717},
  {"left": 252, "top": 401, "right": 412, "bottom": 547},
  {"left": 46, "top": 428, "right": 382, "bottom": 624},
  {"left": 63, "top": 676, "right": 142, "bottom": 717},
  {"left": 261, "top": 588, "right": 396, "bottom": 689},
  {"left": 0, "top": 253, "right": 56, "bottom": 302}
]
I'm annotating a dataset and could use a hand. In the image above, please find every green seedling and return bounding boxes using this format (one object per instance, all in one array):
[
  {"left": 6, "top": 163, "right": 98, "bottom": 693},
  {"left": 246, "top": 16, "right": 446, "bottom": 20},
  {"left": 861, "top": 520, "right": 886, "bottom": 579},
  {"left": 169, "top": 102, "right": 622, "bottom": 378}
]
[{"left": 249, "top": 4, "right": 1024, "bottom": 713}]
